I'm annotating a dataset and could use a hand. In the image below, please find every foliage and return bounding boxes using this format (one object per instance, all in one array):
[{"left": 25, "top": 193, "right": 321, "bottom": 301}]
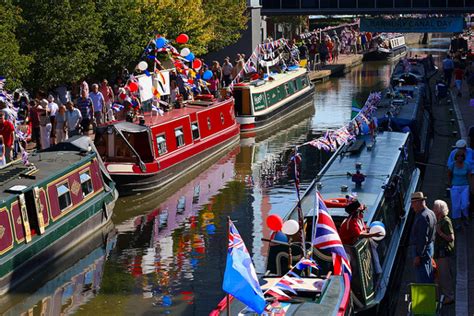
[
  {"left": 16, "top": 0, "right": 105, "bottom": 91},
  {"left": 0, "top": 2, "right": 32, "bottom": 90},
  {"left": 268, "top": 15, "right": 308, "bottom": 38},
  {"left": 203, "top": 0, "right": 248, "bottom": 52},
  {"left": 94, "top": 0, "right": 150, "bottom": 81}
]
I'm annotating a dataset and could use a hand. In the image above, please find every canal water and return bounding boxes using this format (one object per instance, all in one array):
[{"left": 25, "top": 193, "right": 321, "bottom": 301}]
[{"left": 1, "top": 53, "right": 435, "bottom": 316}]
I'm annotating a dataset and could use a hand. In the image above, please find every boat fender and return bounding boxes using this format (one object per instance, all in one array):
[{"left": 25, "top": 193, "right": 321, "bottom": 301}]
[
  {"left": 195, "top": 94, "right": 215, "bottom": 101},
  {"left": 324, "top": 198, "right": 349, "bottom": 208}
]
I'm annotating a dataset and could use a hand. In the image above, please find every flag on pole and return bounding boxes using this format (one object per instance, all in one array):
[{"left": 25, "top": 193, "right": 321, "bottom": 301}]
[
  {"left": 312, "top": 192, "right": 352, "bottom": 278},
  {"left": 351, "top": 99, "right": 362, "bottom": 119},
  {"left": 222, "top": 219, "right": 266, "bottom": 314}
]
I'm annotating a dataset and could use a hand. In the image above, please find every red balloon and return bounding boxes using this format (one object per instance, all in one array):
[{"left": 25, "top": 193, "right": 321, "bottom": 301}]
[
  {"left": 128, "top": 82, "right": 138, "bottom": 93},
  {"left": 174, "top": 60, "right": 184, "bottom": 69},
  {"left": 192, "top": 58, "right": 202, "bottom": 70},
  {"left": 119, "top": 93, "right": 127, "bottom": 100},
  {"left": 266, "top": 214, "right": 283, "bottom": 231},
  {"left": 176, "top": 33, "right": 189, "bottom": 44}
]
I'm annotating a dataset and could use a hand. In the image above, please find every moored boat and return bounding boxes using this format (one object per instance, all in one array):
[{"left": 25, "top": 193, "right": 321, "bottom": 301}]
[
  {"left": 0, "top": 136, "right": 117, "bottom": 295},
  {"left": 363, "top": 33, "right": 407, "bottom": 61},
  {"left": 95, "top": 97, "right": 240, "bottom": 195},
  {"left": 266, "top": 131, "right": 420, "bottom": 313},
  {"left": 231, "top": 39, "right": 315, "bottom": 133}
]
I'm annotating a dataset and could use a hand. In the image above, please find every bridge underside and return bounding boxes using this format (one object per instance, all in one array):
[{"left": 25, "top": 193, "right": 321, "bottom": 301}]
[{"left": 261, "top": 0, "right": 474, "bottom": 15}]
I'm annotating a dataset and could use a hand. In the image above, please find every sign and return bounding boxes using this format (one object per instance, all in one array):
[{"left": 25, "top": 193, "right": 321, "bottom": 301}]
[
  {"left": 360, "top": 16, "right": 464, "bottom": 33},
  {"left": 138, "top": 75, "right": 154, "bottom": 102},
  {"left": 252, "top": 92, "right": 267, "bottom": 112},
  {"left": 154, "top": 70, "right": 170, "bottom": 96}
]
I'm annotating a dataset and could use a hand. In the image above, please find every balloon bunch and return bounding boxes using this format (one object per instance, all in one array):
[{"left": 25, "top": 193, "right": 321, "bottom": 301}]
[{"left": 266, "top": 214, "right": 301, "bottom": 242}]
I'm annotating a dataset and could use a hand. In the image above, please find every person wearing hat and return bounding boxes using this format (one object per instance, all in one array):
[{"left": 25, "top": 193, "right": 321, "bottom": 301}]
[
  {"left": 338, "top": 200, "right": 381, "bottom": 245},
  {"left": 447, "top": 138, "right": 474, "bottom": 166},
  {"left": 448, "top": 147, "right": 472, "bottom": 228},
  {"left": 410, "top": 192, "right": 436, "bottom": 283}
]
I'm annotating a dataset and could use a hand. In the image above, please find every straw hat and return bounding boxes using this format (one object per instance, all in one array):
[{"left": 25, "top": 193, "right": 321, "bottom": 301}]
[{"left": 411, "top": 192, "right": 427, "bottom": 201}]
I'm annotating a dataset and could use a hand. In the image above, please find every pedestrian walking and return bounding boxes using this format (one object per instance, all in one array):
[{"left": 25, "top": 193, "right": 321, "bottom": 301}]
[
  {"left": 442, "top": 55, "right": 455, "bottom": 87},
  {"left": 447, "top": 149, "right": 472, "bottom": 229},
  {"left": 410, "top": 192, "right": 436, "bottom": 283},
  {"left": 432, "top": 200, "right": 455, "bottom": 305}
]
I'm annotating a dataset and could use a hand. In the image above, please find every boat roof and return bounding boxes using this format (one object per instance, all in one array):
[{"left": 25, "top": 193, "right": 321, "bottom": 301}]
[
  {"left": 375, "top": 86, "right": 424, "bottom": 125},
  {"left": 304, "top": 132, "right": 409, "bottom": 221},
  {"left": 0, "top": 138, "right": 95, "bottom": 201}
]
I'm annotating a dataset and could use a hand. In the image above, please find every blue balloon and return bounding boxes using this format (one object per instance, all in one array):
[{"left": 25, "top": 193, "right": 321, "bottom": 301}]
[
  {"left": 360, "top": 122, "right": 370, "bottom": 135},
  {"left": 273, "top": 231, "right": 288, "bottom": 243},
  {"left": 206, "top": 224, "right": 216, "bottom": 234},
  {"left": 185, "top": 52, "right": 195, "bottom": 62},
  {"left": 162, "top": 295, "right": 172, "bottom": 306},
  {"left": 202, "top": 70, "right": 213, "bottom": 81},
  {"left": 155, "top": 37, "right": 167, "bottom": 48},
  {"left": 370, "top": 221, "right": 385, "bottom": 229}
]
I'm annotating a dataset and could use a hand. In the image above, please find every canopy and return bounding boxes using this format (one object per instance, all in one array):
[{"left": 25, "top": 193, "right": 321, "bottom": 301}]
[{"left": 113, "top": 122, "right": 148, "bottom": 134}]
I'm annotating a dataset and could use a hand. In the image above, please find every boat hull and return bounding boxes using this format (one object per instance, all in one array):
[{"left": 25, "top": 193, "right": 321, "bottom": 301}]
[
  {"left": 363, "top": 46, "right": 407, "bottom": 61},
  {"left": 238, "top": 85, "right": 315, "bottom": 133},
  {"left": 0, "top": 188, "right": 117, "bottom": 295},
  {"left": 111, "top": 132, "right": 240, "bottom": 195}
]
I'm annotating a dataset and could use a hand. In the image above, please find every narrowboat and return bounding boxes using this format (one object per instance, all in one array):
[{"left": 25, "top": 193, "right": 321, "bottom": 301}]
[
  {"left": 0, "top": 136, "right": 117, "bottom": 295},
  {"left": 390, "top": 55, "right": 437, "bottom": 87},
  {"left": 95, "top": 97, "right": 240, "bottom": 195},
  {"left": 0, "top": 223, "right": 116, "bottom": 315},
  {"left": 232, "top": 67, "right": 315, "bottom": 133},
  {"left": 363, "top": 34, "right": 407, "bottom": 61},
  {"left": 265, "top": 132, "right": 420, "bottom": 314}
]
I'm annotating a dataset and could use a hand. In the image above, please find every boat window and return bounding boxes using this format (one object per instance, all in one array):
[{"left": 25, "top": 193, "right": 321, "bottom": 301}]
[
  {"left": 193, "top": 184, "right": 200, "bottom": 203},
  {"left": 301, "top": 76, "right": 308, "bottom": 88},
  {"left": 220, "top": 113, "right": 225, "bottom": 125},
  {"left": 57, "top": 183, "right": 72, "bottom": 211},
  {"left": 175, "top": 128, "right": 184, "bottom": 147},
  {"left": 80, "top": 171, "right": 93, "bottom": 197},
  {"left": 122, "top": 131, "right": 155, "bottom": 163},
  {"left": 207, "top": 118, "right": 212, "bottom": 130},
  {"left": 177, "top": 196, "right": 185, "bottom": 213},
  {"left": 156, "top": 135, "right": 167, "bottom": 155},
  {"left": 191, "top": 122, "right": 200, "bottom": 140}
]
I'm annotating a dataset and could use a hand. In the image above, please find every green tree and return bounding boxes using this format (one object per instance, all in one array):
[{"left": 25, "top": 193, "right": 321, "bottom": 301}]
[
  {"left": 94, "top": 0, "right": 149, "bottom": 80},
  {"left": 0, "top": 2, "right": 32, "bottom": 90},
  {"left": 203, "top": 0, "right": 248, "bottom": 52},
  {"left": 17, "top": 0, "right": 104, "bottom": 91}
]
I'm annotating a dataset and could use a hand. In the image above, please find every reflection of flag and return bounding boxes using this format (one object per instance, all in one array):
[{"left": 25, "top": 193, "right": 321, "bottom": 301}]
[
  {"left": 312, "top": 192, "right": 352, "bottom": 278},
  {"left": 222, "top": 219, "right": 266, "bottom": 314},
  {"left": 351, "top": 99, "right": 362, "bottom": 119}
]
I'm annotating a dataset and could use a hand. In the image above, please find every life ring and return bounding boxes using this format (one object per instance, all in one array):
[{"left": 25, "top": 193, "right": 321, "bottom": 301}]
[
  {"left": 195, "top": 94, "right": 215, "bottom": 101},
  {"left": 324, "top": 198, "right": 349, "bottom": 208}
]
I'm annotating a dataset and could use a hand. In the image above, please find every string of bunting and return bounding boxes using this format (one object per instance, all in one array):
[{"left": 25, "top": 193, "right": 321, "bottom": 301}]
[
  {"left": 299, "top": 21, "right": 360, "bottom": 39},
  {"left": 299, "top": 92, "right": 382, "bottom": 152}
]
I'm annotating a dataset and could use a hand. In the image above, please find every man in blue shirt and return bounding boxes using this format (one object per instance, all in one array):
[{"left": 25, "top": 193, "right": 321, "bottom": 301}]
[
  {"left": 410, "top": 192, "right": 436, "bottom": 283},
  {"left": 446, "top": 139, "right": 474, "bottom": 166},
  {"left": 442, "top": 55, "right": 454, "bottom": 87}
]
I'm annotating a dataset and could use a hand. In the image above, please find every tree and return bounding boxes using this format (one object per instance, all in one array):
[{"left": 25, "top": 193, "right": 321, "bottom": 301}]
[
  {"left": 203, "top": 0, "right": 248, "bottom": 52},
  {"left": 0, "top": 2, "right": 32, "bottom": 90},
  {"left": 94, "top": 0, "right": 150, "bottom": 80},
  {"left": 17, "top": 0, "right": 105, "bottom": 91}
]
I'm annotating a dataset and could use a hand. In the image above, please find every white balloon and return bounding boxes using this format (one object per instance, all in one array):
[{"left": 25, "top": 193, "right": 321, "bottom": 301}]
[
  {"left": 281, "top": 219, "right": 300, "bottom": 235},
  {"left": 180, "top": 48, "right": 191, "bottom": 57},
  {"left": 137, "top": 61, "right": 148, "bottom": 71},
  {"left": 369, "top": 223, "right": 386, "bottom": 241}
]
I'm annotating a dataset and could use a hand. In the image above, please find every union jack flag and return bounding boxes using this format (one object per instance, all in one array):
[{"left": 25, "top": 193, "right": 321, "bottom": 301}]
[
  {"left": 228, "top": 220, "right": 246, "bottom": 254},
  {"left": 312, "top": 192, "right": 352, "bottom": 278}
]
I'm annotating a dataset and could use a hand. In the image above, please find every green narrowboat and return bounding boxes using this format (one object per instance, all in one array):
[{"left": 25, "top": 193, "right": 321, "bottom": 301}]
[{"left": 0, "top": 136, "right": 117, "bottom": 295}]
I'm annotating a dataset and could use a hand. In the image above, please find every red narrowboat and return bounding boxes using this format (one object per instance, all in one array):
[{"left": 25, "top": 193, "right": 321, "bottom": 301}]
[{"left": 95, "top": 97, "right": 240, "bottom": 195}]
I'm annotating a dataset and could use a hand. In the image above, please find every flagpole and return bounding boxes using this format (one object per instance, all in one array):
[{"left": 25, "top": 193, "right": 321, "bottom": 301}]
[
  {"left": 292, "top": 147, "right": 306, "bottom": 258},
  {"left": 226, "top": 216, "right": 231, "bottom": 316}
]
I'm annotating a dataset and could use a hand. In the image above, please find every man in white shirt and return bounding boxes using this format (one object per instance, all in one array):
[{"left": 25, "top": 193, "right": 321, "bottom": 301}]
[
  {"left": 47, "top": 95, "right": 59, "bottom": 144},
  {"left": 65, "top": 101, "right": 82, "bottom": 136}
]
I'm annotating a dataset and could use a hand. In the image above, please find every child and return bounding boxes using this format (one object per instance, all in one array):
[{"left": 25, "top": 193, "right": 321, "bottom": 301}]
[
  {"left": 208, "top": 74, "right": 219, "bottom": 97},
  {"left": 0, "top": 136, "right": 6, "bottom": 166}
]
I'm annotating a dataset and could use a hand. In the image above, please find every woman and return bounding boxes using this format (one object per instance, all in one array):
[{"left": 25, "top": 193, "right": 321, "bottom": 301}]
[
  {"left": 433, "top": 200, "right": 455, "bottom": 305},
  {"left": 55, "top": 104, "right": 68, "bottom": 143},
  {"left": 447, "top": 149, "right": 472, "bottom": 228}
]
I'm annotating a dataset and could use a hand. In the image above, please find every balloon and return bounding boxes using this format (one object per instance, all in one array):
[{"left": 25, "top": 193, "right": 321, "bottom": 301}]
[
  {"left": 281, "top": 219, "right": 299, "bottom": 235},
  {"left": 185, "top": 52, "right": 195, "bottom": 62},
  {"left": 192, "top": 58, "right": 202, "bottom": 70},
  {"left": 119, "top": 93, "right": 127, "bottom": 100},
  {"left": 174, "top": 60, "right": 184, "bottom": 69},
  {"left": 202, "top": 70, "right": 213, "bottom": 81},
  {"left": 162, "top": 295, "right": 172, "bottom": 306},
  {"left": 180, "top": 48, "right": 191, "bottom": 57},
  {"left": 176, "top": 33, "right": 189, "bottom": 44},
  {"left": 266, "top": 214, "right": 283, "bottom": 231},
  {"left": 137, "top": 61, "right": 148, "bottom": 71},
  {"left": 128, "top": 82, "right": 138, "bottom": 93},
  {"left": 155, "top": 37, "right": 167, "bottom": 48},
  {"left": 273, "top": 231, "right": 288, "bottom": 243},
  {"left": 360, "top": 122, "right": 370, "bottom": 135},
  {"left": 369, "top": 221, "right": 386, "bottom": 241}
]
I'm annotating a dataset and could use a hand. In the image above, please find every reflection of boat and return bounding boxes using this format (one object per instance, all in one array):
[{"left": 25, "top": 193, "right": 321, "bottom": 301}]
[
  {"left": 265, "top": 132, "right": 420, "bottom": 314},
  {"left": 0, "top": 223, "right": 116, "bottom": 315},
  {"left": 0, "top": 137, "right": 117, "bottom": 295},
  {"left": 95, "top": 97, "right": 240, "bottom": 195},
  {"left": 364, "top": 33, "right": 407, "bottom": 61}
]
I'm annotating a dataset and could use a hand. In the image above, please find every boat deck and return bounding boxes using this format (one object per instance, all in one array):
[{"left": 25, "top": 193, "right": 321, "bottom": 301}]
[{"left": 0, "top": 151, "right": 87, "bottom": 200}]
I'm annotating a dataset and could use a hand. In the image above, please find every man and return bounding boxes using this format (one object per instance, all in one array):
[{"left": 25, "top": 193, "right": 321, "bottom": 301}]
[
  {"left": 100, "top": 79, "right": 114, "bottom": 122},
  {"left": 47, "top": 95, "right": 58, "bottom": 145},
  {"left": 76, "top": 89, "right": 93, "bottom": 135},
  {"left": 28, "top": 100, "right": 41, "bottom": 149},
  {"left": 447, "top": 139, "right": 474, "bottom": 166},
  {"left": 222, "top": 57, "right": 233, "bottom": 87},
  {"left": 0, "top": 112, "right": 15, "bottom": 163},
  {"left": 410, "top": 192, "right": 436, "bottom": 283},
  {"left": 89, "top": 83, "right": 105, "bottom": 127},
  {"left": 65, "top": 101, "right": 82, "bottom": 136},
  {"left": 442, "top": 55, "right": 455, "bottom": 87}
]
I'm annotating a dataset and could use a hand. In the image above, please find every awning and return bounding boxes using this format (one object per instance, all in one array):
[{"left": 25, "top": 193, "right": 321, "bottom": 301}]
[
  {"left": 57, "top": 184, "right": 69, "bottom": 196},
  {"left": 114, "top": 121, "right": 148, "bottom": 134},
  {"left": 156, "top": 136, "right": 166, "bottom": 143},
  {"left": 191, "top": 124, "right": 199, "bottom": 131},
  {"left": 80, "top": 172, "right": 91, "bottom": 183},
  {"left": 175, "top": 129, "right": 184, "bottom": 137}
]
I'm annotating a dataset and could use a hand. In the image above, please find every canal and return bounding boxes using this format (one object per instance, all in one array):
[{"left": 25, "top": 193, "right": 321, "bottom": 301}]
[{"left": 0, "top": 56, "right": 423, "bottom": 315}]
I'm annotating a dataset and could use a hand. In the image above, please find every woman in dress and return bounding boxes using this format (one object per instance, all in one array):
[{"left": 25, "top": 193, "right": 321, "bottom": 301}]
[{"left": 447, "top": 149, "right": 472, "bottom": 228}]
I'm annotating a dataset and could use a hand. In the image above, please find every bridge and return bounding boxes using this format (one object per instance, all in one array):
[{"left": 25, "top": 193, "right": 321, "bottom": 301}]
[{"left": 261, "top": 0, "right": 474, "bottom": 15}]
